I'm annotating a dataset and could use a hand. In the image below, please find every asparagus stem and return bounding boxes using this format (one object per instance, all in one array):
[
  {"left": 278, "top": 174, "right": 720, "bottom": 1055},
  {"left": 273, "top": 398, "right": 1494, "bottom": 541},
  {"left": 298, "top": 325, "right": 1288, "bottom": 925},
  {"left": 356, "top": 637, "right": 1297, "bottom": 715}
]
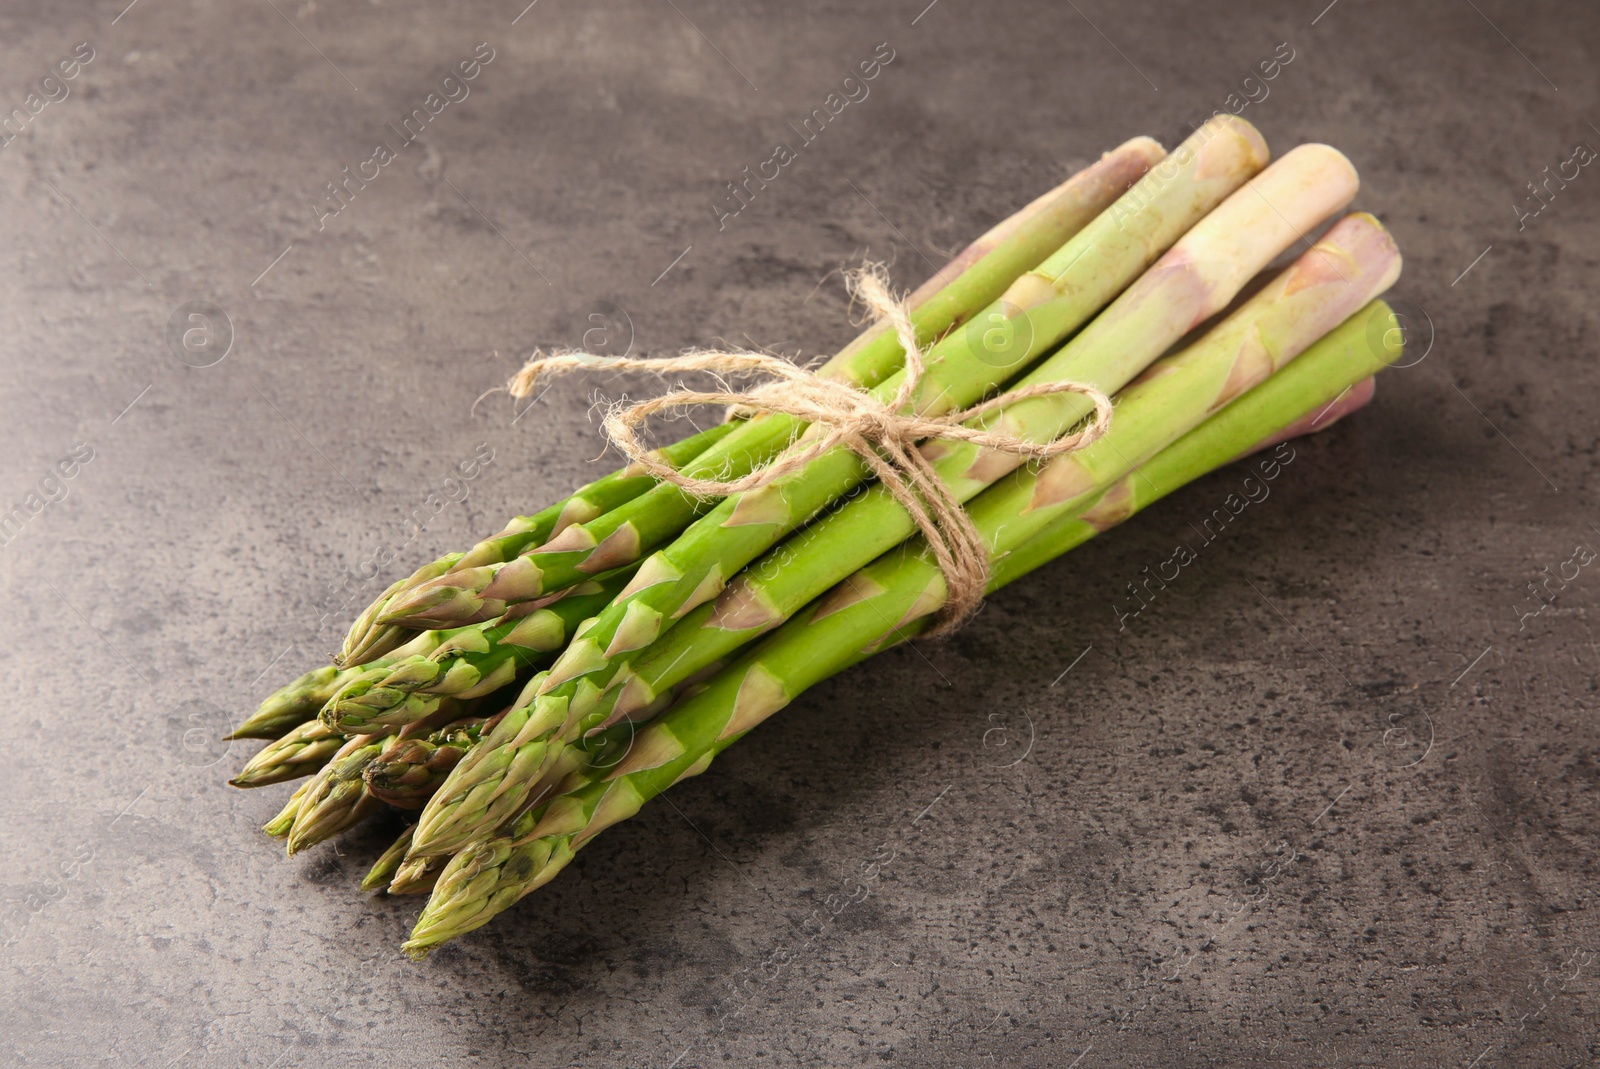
[
  {"left": 986, "top": 373, "right": 1380, "bottom": 589},
  {"left": 404, "top": 682, "right": 654, "bottom": 860},
  {"left": 1247, "top": 375, "right": 1376, "bottom": 457},
  {"left": 378, "top": 138, "right": 1169, "bottom": 632},
  {"left": 862, "top": 136, "right": 1167, "bottom": 385},
  {"left": 952, "top": 218, "right": 1396, "bottom": 573},
  {"left": 362, "top": 825, "right": 418, "bottom": 892},
  {"left": 365, "top": 720, "right": 483, "bottom": 809},
  {"left": 553, "top": 122, "right": 1275, "bottom": 667},
  {"left": 322, "top": 569, "right": 636, "bottom": 734},
  {"left": 233, "top": 626, "right": 445, "bottom": 740},
  {"left": 230, "top": 719, "right": 347, "bottom": 788},
  {"left": 263, "top": 780, "right": 311, "bottom": 840},
  {"left": 387, "top": 853, "right": 447, "bottom": 895},
  {"left": 338, "top": 554, "right": 465, "bottom": 668},
  {"left": 402, "top": 117, "right": 1275, "bottom": 858},
  {"left": 339, "top": 424, "right": 739, "bottom": 666},
  {"left": 394, "top": 716, "right": 643, "bottom": 898},
  {"left": 462, "top": 423, "right": 742, "bottom": 564},
  {"left": 230, "top": 665, "right": 345, "bottom": 741},
  {"left": 402, "top": 299, "right": 1405, "bottom": 957},
  {"left": 285, "top": 734, "right": 393, "bottom": 856}
]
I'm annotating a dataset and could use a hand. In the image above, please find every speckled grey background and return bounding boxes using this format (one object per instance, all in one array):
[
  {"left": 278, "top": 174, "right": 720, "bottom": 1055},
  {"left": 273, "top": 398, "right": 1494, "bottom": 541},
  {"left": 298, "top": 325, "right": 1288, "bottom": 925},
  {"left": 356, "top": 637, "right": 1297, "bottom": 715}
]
[{"left": 3, "top": 0, "right": 1597, "bottom": 1065}]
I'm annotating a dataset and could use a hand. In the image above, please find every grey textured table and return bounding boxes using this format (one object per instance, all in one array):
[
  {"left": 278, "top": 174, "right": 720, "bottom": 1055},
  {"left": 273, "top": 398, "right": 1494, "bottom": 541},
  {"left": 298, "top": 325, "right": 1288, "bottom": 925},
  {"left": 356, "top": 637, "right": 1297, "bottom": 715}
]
[{"left": 3, "top": 1, "right": 1596, "bottom": 1065}]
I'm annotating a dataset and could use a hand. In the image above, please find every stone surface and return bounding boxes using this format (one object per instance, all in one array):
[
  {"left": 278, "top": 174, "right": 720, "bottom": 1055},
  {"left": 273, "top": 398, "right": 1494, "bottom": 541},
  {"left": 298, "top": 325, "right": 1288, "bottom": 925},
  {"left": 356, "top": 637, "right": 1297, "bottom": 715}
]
[{"left": 2, "top": 0, "right": 1597, "bottom": 1065}]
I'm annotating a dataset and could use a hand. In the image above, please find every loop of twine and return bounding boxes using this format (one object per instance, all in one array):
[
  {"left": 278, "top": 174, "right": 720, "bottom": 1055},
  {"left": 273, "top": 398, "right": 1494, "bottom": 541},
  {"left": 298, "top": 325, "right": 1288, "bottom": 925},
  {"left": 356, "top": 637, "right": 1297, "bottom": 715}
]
[{"left": 507, "top": 263, "right": 1113, "bottom": 632}]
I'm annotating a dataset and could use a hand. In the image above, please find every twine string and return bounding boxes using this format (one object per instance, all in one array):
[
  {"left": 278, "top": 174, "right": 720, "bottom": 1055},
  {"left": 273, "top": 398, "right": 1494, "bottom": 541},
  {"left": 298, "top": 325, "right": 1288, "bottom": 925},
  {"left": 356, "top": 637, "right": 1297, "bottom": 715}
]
[{"left": 507, "top": 263, "right": 1113, "bottom": 630}]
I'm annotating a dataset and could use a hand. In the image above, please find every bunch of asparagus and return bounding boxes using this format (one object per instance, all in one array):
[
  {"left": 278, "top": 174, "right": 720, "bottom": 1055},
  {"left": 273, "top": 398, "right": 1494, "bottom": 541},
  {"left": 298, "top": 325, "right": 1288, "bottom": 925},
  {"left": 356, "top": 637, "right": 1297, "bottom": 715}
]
[{"left": 229, "top": 115, "right": 1406, "bottom": 958}]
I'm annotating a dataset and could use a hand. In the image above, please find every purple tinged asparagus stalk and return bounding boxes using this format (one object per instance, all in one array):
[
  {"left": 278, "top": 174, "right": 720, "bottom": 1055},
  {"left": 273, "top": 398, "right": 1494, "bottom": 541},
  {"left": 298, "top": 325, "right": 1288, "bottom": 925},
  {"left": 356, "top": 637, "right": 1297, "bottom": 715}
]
[{"left": 986, "top": 372, "right": 1381, "bottom": 589}]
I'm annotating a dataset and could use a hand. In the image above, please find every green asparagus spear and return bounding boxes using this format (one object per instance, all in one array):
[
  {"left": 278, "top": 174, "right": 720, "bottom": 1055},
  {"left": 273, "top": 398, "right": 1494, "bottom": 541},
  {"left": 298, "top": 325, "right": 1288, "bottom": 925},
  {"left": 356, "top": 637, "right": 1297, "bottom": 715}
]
[
  {"left": 451, "top": 425, "right": 738, "bottom": 569},
  {"left": 339, "top": 553, "right": 465, "bottom": 668},
  {"left": 231, "top": 665, "right": 347, "bottom": 741},
  {"left": 387, "top": 715, "right": 645, "bottom": 896},
  {"left": 384, "top": 138, "right": 1160, "bottom": 655},
  {"left": 285, "top": 733, "right": 393, "bottom": 856},
  {"left": 263, "top": 780, "right": 311, "bottom": 840},
  {"left": 362, "top": 824, "right": 419, "bottom": 892},
  {"left": 405, "top": 118, "right": 1283, "bottom": 858},
  {"left": 387, "top": 853, "right": 446, "bottom": 895},
  {"left": 230, "top": 719, "right": 347, "bottom": 788},
  {"left": 340, "top": 424, "right": 747, "bottom": 666},
  {"left": 379, "top": 138, "right": 1169, "bottom": 631},
  {"left": 402, "top": 300, "right": 1405, "bottom": 957},
  {"left": 986, "top": 373, "right": 1381, "bottom": 589},
  {"left": 323, "top": 570, "right": 637, "bottom": 734},
  {"left": 365, "top": 721, "right": 482, "bottom": 809},
  {"left": 234, "top": 626, "right": 446, "bottom": 739}
]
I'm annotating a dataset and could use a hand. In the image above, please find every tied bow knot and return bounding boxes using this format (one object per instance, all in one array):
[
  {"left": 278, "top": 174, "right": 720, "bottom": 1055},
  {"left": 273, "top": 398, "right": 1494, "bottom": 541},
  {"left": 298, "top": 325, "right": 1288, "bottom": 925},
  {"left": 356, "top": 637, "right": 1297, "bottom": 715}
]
[{"left": 508, "top": 263, "right": 1113, "bottom": 631}]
